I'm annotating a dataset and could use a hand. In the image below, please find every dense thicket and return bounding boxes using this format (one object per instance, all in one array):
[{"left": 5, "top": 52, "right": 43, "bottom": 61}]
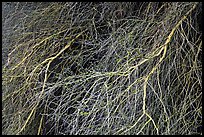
[{"left": 2, "top": 2, "right": 202, "bottom": 135}]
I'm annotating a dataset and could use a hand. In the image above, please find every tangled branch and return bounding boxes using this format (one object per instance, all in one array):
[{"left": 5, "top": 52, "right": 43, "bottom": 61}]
[{"left": 2, "top": 2, "right": 202, "bottom": 135}]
